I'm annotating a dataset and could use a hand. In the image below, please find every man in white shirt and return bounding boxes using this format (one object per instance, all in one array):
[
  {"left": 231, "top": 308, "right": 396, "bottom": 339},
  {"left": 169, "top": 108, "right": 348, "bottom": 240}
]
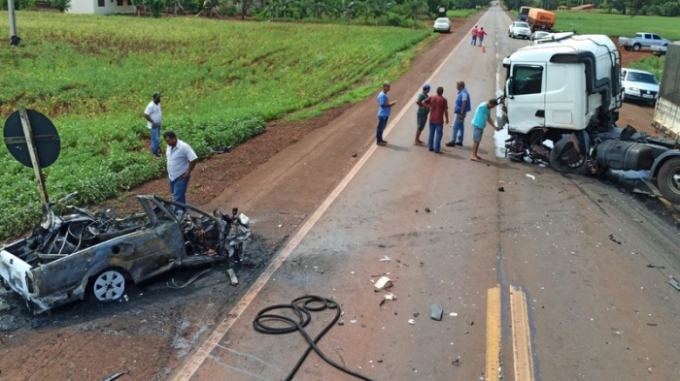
[
  {"left": 163, "top": 131, "right": 198, "bottom": 212},
  {"left": 144, "top": 92, "right": 163, "bottom": 157}
]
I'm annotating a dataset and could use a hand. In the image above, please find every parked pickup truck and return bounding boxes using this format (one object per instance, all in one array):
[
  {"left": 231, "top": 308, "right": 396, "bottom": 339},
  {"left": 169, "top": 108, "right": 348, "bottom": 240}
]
[{"left": 619, "top": 32, "right": 669, "bottom": 52}]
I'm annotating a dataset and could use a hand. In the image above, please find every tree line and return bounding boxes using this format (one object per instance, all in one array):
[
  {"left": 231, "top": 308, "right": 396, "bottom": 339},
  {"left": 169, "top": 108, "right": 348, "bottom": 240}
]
[{"left": 504, "top": 0, "right": 680, "bottom": 16}]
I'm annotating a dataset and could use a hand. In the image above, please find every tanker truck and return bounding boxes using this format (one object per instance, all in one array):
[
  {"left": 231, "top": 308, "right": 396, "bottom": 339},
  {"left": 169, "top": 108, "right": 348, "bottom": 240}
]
[{"left": 501, "top": 33, "right": 680, "bottom": 204}]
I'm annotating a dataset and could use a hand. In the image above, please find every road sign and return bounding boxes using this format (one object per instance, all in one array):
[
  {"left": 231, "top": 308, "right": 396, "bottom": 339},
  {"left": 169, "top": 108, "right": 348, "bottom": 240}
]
[{"left": 3, "top": 108, "right": 60, "bottom": 204}]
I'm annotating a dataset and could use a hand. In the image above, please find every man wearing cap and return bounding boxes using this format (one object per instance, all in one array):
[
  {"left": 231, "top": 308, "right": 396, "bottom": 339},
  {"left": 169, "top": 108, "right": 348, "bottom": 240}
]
[
  {"left": 376, "top": 81, "right": 397, "bottom": 146},
  {"left": 446, "top": 81, "right": 471, "bottom": 147},
  {"left": 144, "top": 93, "right": 163, "bottom": 157},
  {"left": 414, "top": 84, "right": 431, "bottom": 146},
  {"left": 164, "top": 131, "right": 198, "bottom": 213}
]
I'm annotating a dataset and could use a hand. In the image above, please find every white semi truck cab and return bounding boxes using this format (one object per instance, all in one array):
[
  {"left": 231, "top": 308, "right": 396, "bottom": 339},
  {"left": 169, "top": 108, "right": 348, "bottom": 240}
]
[{"left": 501, "top": 33, "right": 680, "bottom": 205}]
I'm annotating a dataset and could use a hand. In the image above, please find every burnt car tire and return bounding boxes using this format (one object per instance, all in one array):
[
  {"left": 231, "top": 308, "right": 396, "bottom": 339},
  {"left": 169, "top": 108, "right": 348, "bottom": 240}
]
[
  {"left": 656, "top": 157, "right": 680, "bottom": 205},
  {"left": 92, "top": 270, "right": 127, "bottom": 302}
]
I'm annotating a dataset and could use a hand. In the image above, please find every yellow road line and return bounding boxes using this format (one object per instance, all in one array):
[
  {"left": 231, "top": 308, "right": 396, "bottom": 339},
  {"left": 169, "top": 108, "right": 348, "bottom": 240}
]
[
  {"left": 510, "top": 285, "right": 536, "bottom": 381},
  {"left": 486, "top": 286, "right": 502, "bottom": 381}
]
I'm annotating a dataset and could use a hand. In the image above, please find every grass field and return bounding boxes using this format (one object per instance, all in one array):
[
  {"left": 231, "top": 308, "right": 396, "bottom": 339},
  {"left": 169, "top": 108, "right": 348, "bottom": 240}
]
[
  {"left": 0, "top": 12, "right": 431, "bottom": 239},
  {"left": 551, "top": 11, "right": 680, "bottom": 41},
  {"left": 447, "top": 9, "right": 479, "bottom": 19}
]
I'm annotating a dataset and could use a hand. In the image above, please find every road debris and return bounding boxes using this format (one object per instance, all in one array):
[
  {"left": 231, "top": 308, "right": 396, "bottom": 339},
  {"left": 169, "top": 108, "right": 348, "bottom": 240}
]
[
  {"left": 430, "top": 304, "right": 443, "bottom": 321},
  {"left": 101, "top": 373, "right": 125, "bottom": 381},
  {"left": 352, "top": 152, "right": 358, "bottom": 158},
  {"left": 452, "top": 359, "right": 461, "bottom": 367},
  {"left": 0, "top": 297, "right": 10, "bottom": 313},
  {"left": 374, "top": 276, "right": 393, "bottom": 292},
  {"left": 646, "top": 264, "right": 666, "bottom": 269},
  {"left": 227, "top": 268, "right": 239, "bottom": 286},
  {"left": 408, "top": 319, "right": 416, "bottom": 325},
  {"left": 669, "top": 277, "right": 680, "bottom": 291},
  {"left": 647, "top": 323, "right": 658, "bottom": 326},
  {"left": 338, "top": 320, "right": 345, "bottom": 326},
  {"left": 380, "top": 256, "right": 391, "bottom": 262},
  {"left": 425, "top": 207, "right": 431, "bottom": 213},
  {"left": 609, "top": 234, "right": 622, "bottom": 245},
  {"left": 526, "top": 174, "right": 536, "bottom": 180},
  {"left": 350, "top": 319, "right": 357, "bottom": 324},
  {"left": 449, "top": 312, "right": 458, "bottom": 317},
  {"left": 632, "top": 188, "right": 656, "bottom": 197},
  {"left": 380, "top": 293, "right": 396, "bottom": 306},
  {"left": 498, "top": 186, "right": 505, "bottom": 192}
]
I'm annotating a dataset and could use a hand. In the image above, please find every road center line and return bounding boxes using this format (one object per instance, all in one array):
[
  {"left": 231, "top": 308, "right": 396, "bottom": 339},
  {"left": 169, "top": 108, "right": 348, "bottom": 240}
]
[
  {"left": 486, "top": 286, "right": 502, "bottom": 381},
  {"left": 171, "top": 14, "right": 489, "bottom": 381},
  {"left": 510, "top": 285, "right": 536, "bottom": 381}
]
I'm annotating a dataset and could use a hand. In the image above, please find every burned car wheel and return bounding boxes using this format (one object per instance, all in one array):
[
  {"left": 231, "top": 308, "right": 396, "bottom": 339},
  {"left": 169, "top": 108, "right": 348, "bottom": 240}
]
[
  {"left": 92, "top": 270, "right": 126, "bottom": 302},
  {"left": 657, "top": 157, "right": 680, "bottom": 205}
]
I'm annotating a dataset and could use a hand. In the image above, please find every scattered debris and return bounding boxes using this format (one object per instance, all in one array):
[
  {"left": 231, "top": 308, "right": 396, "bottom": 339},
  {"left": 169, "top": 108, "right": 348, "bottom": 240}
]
[
  {"left": 413, "top": 312, "right": 420, "bottom": 318},
  {"left": 415, "top": 209, "right": 419, "bottom": 213},
  {"left": 632, "top": 188, "right": 656, "bottom": 197},
  {"left": 609, "top": 234, "right": 622, "bottom": 245},
  {"left": 646, "top": 264, "right": 666, "bottom": 269},
  {"left": 378, "top": 244, "right": 386, "bottom": 248},
  {"left": 647, "top": 323, "right": 658, "bottom": 326},
  {"left": 338, "top": 320, "right": 345, "bottom": 326},
  {"left": 380, "top": 293, "right": 396, "bottom": 307},
  {"left": 538, "top": 164, "right": 546, "bottom": 168},
  {"left": 408, "top": 319, "right": 416, "bottom": 325},
  {"left": 352, "top": 152, "right": 358, "bottom": 158},
  {"left": 449, "top": 312, "right": 458, "bottom": 317},
  {"left": 526, "top": 174, "right": 536, "bottom": 181},
  {"left": 227, "top": 268, "right": 239, "bottom": 286},
  {"left": 425, "top": 207, "right": 431, "bottom": 213},
  {"left": 350, "top": 319, "right": 357, "bottom": 324},
  {"left": 669, "top": 277, "right": 680, "bottom": 291},
  {"left": 0, "top": 298, "right": 10, "bottom": 313},
  {"left": 278, "top": 224, "right": 283, "bottom": 228},
  {"left": 467, "top": 321, "right": 474, "bottom": 326},
  {"left": 374, "top": 276, "right": 393, "bottom": 292},
  {"left": 377, "top": 359, "right": 383, "bottom": 363},
  {"left": 452, "top": 359, "right": 461, "bottom": 367},
  {"left": 430, "top": 304, "right": 443, "bottom": 321},
  {"left": 380, "top": 256, "right": 391, "bottom": 262},
  {"left": 498, "top": 186, "right": 505, "bottom": 192},
  {"left": 101, "top": 373, "right": 125, "bottom": 381}
]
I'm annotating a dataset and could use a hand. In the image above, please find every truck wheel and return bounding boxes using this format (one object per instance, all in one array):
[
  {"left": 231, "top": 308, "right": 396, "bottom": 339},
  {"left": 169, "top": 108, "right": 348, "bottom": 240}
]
[
  {"left": 633, "top": 44, "right": 641, "bottom": 52},
  {"left": 92, "top": 269, "right": 126, "bottom": 302},
  {"left": 550, "top": 134, "right": 588, "bottom": 175},
  {"left": 656, "top": 157, "right": 680, "bottom": 205}
]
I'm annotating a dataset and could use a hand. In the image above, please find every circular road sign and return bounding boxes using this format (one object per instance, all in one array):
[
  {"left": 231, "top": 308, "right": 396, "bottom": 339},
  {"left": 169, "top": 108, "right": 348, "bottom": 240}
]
[{"left": 3, "top": 109, "right": 61, "bottom": 169}]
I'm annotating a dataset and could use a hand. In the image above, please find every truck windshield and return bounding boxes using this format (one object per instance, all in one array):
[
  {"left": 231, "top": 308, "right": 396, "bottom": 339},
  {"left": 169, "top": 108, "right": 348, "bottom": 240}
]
[{"left": 627, "top": 72, "right": 658, "bottom": 84}]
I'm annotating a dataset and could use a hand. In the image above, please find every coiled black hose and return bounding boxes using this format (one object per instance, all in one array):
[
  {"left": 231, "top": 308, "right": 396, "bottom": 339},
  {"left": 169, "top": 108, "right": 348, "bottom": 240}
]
[{"left": 253, "top": 295, "right": 376, "bottom": 381}]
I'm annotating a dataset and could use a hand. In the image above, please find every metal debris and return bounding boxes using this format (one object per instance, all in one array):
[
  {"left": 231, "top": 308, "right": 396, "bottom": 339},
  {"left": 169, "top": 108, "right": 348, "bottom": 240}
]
[
  {"left": 380, "top": 292, "right": 397, "bottom": 306},
  {"left": 498, "top": 186, "right": 505, "bottom": 192},
  {"left": 227, "top": 268, "right": 239, "bottom": 286},
  {"left": 380, "top": 256, "right": 391, "bottom": 262},
  {"left": 101, "top": 373, "right": 125, "bottom": 381},
  {"left": 669, "top": 277, "right": 680, "bottom": 291},
  {"left": 430, "top": 304, "right": 443, "bottom": 321},
  {"left": 526, "top": 174, "right": 536, "bottom": 180},
  {"left": 609, "top": 234, "right": 622, "bottom": 245},
  {"left": 452, "top": 359, "right": 460, "bottom": 367},
  {"left": 408, "top": 319, "right": 416, "bottom": 325},
  {"left": 449, "top": 312, "right": 458, "bottom": 317},
  {"left": 646, "top": 264, "right": 666, "bottom": 269}
]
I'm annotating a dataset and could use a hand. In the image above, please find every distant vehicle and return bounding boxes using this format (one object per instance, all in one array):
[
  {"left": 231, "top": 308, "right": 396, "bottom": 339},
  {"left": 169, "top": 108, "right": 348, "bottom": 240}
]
[
  {"left": 508, "top": 21, "right": 531, "bottom": 39},
  {"left": 621, "top": 68, "right": 660, "bottom": 104},
  {"left": 530, "top": 31, "right": 552, "bottom": 43},
  {"left": 651, "top": 44, "right": 667, "bottom": 56},
  {"left": 619, "top": 33, "right": 669, "bottom": 52},
  {"left": 527, "top": 8, "right": 556, "bottom": 32},
  {"left": 518, "top": 6, "right": 530, "bottom": 21},
  {"left": 433, "top": 17, "right": 451, "bottom": 33}
]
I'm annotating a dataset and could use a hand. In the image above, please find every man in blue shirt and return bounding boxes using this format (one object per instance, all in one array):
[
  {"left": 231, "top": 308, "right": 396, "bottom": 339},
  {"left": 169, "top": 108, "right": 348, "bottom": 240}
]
[
  {"left": 446, "top": 81, "right": 471, "bottom": 147},
  {"left": 470, "top": 98, "right": 500, "bottom": 162},
  {"left": 376, "top": 81, "right": 397, "bottom": 146}
]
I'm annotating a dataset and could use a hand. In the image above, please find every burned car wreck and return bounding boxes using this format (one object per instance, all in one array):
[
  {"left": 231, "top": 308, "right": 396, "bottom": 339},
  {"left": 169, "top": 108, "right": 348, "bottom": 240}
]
[{"left": 0, "top": 193, "right": 251, "bottom": 314}]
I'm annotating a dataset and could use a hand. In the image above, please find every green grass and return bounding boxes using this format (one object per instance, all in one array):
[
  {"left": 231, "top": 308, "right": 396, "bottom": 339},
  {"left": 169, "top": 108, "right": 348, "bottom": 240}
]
[
  {"left": 552, "top": 11, "right": 680, "bottom": 40},
  {"left": 0, "top": 12, "right": 430, "bottom": 239},
  {"left": 629, "top": 56, "right": 666, "bottom": 79},
  {"left": 446, "top": 9, "right": 479, "bottom": 19}
]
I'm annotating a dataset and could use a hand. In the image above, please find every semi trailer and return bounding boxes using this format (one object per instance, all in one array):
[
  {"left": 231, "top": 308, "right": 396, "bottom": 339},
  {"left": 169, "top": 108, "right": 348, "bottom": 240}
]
[{"left": 501, "top": 33, "right": 680, "bottom": 204}]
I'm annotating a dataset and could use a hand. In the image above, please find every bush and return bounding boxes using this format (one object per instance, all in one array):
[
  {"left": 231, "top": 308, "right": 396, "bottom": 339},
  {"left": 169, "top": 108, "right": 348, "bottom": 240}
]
[
  {"left": 661, "top": 1, "right": 680, "bottom": 17},
  {"left": 386, "top": 13, "right": 411, "bottom": 28},
  {"left": 51, "top": 0, "right": 71, "bottom": 12}
]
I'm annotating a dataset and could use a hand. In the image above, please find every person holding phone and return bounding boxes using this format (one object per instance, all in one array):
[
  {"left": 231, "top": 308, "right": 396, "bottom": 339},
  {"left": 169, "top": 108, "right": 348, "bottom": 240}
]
[{"left": 376, "top": 81, "right": 397, "bottom": 147}]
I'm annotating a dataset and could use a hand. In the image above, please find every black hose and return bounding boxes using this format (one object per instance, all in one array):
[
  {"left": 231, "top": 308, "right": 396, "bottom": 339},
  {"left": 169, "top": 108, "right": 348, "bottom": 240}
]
[{"left": 253, "top": 295, "right": 376, "bottom": 381}]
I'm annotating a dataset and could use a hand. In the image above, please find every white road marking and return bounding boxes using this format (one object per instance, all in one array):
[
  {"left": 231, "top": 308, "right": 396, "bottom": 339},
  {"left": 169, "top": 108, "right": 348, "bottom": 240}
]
[{"left": 171, "top": 13, "right": 492, "bottom": 381}]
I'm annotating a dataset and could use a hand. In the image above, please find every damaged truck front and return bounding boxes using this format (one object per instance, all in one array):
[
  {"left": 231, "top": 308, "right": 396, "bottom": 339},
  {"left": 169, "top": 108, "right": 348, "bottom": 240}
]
[
  {"left": 0, "top": 194, "right": 251, "bottom": 314},
  {"left": 501, "top": 33, "right": 680, "bottom": 204}
]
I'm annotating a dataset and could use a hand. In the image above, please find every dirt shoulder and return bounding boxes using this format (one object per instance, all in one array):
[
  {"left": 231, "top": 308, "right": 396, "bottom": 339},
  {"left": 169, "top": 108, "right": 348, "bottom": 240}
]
[{"left": 0, "top": 14, "right": 484, "bottom": 381}]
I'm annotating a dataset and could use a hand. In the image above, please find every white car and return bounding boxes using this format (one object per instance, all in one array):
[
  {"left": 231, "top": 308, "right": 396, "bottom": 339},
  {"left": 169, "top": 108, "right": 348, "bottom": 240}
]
[
  {"left": 508, "top": 21, "right": 531, "bottom": 39},
  {"left": 621, "top": 68, "right": 659, "bottom": 104},
  {"left": 433, "top": 17, "right": 451, "bottom": 34}
]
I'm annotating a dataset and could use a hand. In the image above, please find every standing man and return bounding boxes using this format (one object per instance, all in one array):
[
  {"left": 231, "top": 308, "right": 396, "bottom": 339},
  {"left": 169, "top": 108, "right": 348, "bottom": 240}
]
[
  {"left": 471, "top": 25, "right": 478, "bottom": 46},
  {"left": 164, "top": 131, "right": 198, "bottom": 213},
  {"left": 447, "top": 81, "right": 471, "bottom": 147},
  {"left": 424, "top": 86, "right": 449, "bottom": 154},
  {"left": 470, "top": 99, "right": 500, "bottom": 162},
  {"left": 376, "top": 82, "right": 396, "bottom": 147},
  {"left": 414, "top": 84, "right": 431, "bottom": 146},
  {"left": 478, "top": 27, "right": 488, "bottom": 46},
  {"left": 144, "top": 92, "right": 162, "bottom": 157}
]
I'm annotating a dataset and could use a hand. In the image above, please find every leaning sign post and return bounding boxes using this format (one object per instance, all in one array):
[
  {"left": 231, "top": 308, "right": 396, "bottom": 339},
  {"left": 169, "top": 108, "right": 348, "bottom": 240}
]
[{"left": 3, "top": 107, "right": 61, "bottom": 205}]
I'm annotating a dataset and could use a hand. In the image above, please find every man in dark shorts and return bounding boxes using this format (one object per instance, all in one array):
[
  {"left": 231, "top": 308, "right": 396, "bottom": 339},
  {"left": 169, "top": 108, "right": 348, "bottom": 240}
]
[
  {"left": 470, "top": 98, "right": 500, "bottom": 162},
  {"left": 414, "top": 84, "right": 431, "bottom": 146},
  {"left": 423, "top": 86, "right": 449, "bottom": 154}
]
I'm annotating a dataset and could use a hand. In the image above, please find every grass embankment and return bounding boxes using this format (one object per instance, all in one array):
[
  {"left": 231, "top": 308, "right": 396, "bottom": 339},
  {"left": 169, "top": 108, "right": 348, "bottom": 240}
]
[{"left": 0, "top": 12, "right": 431, "bottom": 239}]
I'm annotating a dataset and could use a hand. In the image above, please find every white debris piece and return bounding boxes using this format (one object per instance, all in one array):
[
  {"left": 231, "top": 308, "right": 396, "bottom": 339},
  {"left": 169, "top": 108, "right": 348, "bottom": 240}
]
[
  {"left": 374, "top": 276, "right": 393, "bottom": 292},
  {"left": 380, "top": 256, "right": 391, "bottom": 262},
  {"left": 526, "top": 174, "right": 536, "bottom": 180},
  {"left": 408, "top": 319, "right": 416, "bottom": 325}
]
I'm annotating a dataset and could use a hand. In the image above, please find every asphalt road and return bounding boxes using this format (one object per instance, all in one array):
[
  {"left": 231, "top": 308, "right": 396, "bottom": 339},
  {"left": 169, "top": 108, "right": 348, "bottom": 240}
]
[{"left": 171, "top": 7, "right": 680, "bottom": 381}]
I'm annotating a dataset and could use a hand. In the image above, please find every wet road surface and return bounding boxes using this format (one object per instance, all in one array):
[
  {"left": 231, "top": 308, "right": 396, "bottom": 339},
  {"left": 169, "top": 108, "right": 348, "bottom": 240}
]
[{"left": 170, "top": 7, "right": 680, "bottom": 381}]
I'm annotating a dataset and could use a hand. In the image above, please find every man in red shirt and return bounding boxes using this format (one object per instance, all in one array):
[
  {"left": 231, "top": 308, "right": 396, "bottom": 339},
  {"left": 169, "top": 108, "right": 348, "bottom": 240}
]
[
  {"left": 478, "top": 27, "right": 488, "bottom": 45},
  {"left": 471, "top": 25, "right": 478, "bottom": 46},
  {"left": 424, "top": 86, "right": 449, "bottom": 154}
]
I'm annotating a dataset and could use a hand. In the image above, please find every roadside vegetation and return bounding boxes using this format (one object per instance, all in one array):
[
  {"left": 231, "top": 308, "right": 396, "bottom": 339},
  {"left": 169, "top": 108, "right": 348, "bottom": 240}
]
[
  {"left": 552, "top": 11, "right": 680, "bottom": 41},
  {"left": 0, "top": 12, "right": 442, "bottom": 239}
]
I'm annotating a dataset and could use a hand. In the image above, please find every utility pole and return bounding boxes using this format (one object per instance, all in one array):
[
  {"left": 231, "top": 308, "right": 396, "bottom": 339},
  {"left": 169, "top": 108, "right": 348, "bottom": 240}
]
[{"left": 7, "top": 0, "right": 20, "bottom": 46}]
